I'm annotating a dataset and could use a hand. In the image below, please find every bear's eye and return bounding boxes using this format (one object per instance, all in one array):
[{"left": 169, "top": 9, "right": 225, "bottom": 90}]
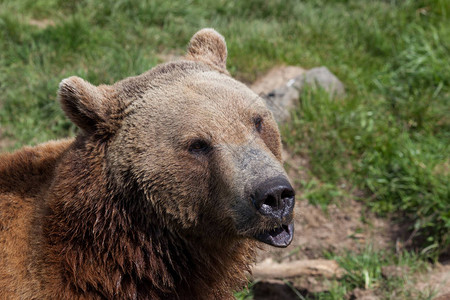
[
  {"left": 188, "top": 139, "right": 212, "bottom": 155},
  {"left": 254, "top": 116, "right": 263, "bottom": 133}
]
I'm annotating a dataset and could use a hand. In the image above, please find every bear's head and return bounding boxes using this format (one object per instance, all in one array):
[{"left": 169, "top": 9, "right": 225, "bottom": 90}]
[{"left": 58, "top": 29, "right": 295, "bottom": 248}]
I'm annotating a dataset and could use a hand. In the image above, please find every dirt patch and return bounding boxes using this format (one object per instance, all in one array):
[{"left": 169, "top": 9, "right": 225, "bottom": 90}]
[
  {"left": 282, "top": 148, "right": 309, "bottom": 188},
  {"left": 256, "top": 195, "right": 395, "bottom": 263},
  {"left": 414, "top": 262, "right": 450, "bottom": 299},
  {"left": 28, "top": 19, "right": 55, "bottom": 29},
  {"left": 257, "top": 150, "right": 395, "bottom": 264},
  {"left": 253, "top": 144, "right": 398, "bottom": 298},
  {"left": 348, "top": 288, "right": 380, "bottom": 300}
]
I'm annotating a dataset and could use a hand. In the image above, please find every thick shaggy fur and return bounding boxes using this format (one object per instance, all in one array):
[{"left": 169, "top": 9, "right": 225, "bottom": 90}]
[
  {"left": 0, "top": 138, "right": 254, "bottom": 299},
  {"left": 0, "top": 29, "right": 290, "bottom": 299}
]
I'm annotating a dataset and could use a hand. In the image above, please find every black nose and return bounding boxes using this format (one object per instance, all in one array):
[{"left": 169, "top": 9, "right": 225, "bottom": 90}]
[{"left": 252, "top": 177, "right": 295, "bottom": 219}]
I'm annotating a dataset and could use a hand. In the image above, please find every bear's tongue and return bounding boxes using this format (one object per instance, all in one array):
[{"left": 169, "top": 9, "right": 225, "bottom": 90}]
[{"left": 256, "top": 222, "right": 294, "bottom": 248}]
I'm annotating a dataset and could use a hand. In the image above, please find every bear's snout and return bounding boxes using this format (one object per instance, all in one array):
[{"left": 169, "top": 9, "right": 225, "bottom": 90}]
[
  {"left": 250, "top": 176, "right": 295, "bottom": 248},
  {"left": 251, "top": 177, "right": 295, "bottom": 221},
  {"left": 228, "top": 145, "right": 295, "bottom": 248}
]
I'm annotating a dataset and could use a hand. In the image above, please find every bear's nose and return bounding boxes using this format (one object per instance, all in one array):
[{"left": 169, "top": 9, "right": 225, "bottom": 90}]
[{"left": 252, "top": 177, "right": 295, "bottom": 220}]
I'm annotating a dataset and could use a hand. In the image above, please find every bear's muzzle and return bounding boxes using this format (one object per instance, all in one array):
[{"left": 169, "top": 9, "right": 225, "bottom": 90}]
[{"left": 251, "top": 176, "right": 295, "bottom": 247}]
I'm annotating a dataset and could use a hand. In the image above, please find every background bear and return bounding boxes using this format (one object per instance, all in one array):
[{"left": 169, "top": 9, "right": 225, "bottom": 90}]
[{"left": 0, "top": 29, "right": 295, "bottom": 299}]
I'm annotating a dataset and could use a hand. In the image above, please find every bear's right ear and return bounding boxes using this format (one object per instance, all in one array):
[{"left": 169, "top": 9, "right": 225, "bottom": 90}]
[
  {"left": 58, "top": 76, "right": 109, "bottom": 133},
  {"left": 186, "top": 28, "right": 229, "bottom": 74}
]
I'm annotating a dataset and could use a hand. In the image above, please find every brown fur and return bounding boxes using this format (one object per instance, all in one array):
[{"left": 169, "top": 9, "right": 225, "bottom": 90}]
[{"left": 0, "top": 29, "right": 291, "bottom": 299}]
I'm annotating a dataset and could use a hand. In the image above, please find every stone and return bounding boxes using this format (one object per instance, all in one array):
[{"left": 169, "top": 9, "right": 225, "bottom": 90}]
[
  {"left": 254, "top": 66, "right": 345, "bottom": 124},
  {"left": 303, "top": 67, "right": 345, "bottom": 97},
  {"left": 250, "top": 66, "right": 306, "bottom": 95}
]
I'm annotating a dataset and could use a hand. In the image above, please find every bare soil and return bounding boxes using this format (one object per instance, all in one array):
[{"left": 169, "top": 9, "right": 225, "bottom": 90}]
[
  {"left": 415, "top": 262, "right": 450, "bottom": 299},
  {"left": 252, "top": 148, "right": 397, "bottom": 297},
  {"left": 256, "top": 149, "right": 396, "bottom": 264}
]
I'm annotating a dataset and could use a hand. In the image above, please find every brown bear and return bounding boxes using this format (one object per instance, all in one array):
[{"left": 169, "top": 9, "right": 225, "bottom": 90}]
[{"left": 0, "top": 29, "right": 295, "bottom": 299}]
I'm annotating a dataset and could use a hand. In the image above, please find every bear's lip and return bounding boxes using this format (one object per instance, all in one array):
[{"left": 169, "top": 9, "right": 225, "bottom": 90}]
[{"left": 255, "top": 222, "right": 294, "bottom": 248}]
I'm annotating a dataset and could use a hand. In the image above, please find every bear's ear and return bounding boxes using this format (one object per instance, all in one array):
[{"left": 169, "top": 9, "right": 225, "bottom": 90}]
[
  {"left": 186, "top": 28, "right": 228, "bottom": 73},
  {"left": 58, "top": 76, "right": 109, "bottom": 133}
]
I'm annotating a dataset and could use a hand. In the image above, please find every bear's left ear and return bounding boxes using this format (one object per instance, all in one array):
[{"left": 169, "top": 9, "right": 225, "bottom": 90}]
[{"left": 186, "top": 28, "right": 228, "bottom": 74}]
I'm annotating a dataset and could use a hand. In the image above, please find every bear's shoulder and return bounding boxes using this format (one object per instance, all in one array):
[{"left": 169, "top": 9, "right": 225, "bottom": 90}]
[{"left": 0, "top": 138, "right": 74, "bottom": 195}]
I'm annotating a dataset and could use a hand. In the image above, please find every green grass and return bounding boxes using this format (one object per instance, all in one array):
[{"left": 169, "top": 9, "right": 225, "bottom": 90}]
[
  {"left": 234, "top": 282, "right": 255, "bottom": 300},
  {"left": 316, "top": 246, "right": 432, "bottom": 300},
  {"left": 283, "top": 86, "right": 449, "bottom": 259},
  {"left": 1, "top": 0, "right": 449, "bottom": 298}
]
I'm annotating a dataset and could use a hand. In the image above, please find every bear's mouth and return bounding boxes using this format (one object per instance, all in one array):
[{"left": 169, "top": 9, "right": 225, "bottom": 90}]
[{"left": 255, "top": 222, "right": 294, "bottom": 248}]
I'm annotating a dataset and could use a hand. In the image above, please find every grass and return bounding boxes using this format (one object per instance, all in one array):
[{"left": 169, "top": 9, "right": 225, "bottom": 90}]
[
  {"left": 315, "top": 246, "right": 432, "bottom": 300},
  {"left": 1, "top": 0, "right": 449, "bottom": 298},
  {"left": 283, "top": 86, "right": 449, "bottom": 259}
]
